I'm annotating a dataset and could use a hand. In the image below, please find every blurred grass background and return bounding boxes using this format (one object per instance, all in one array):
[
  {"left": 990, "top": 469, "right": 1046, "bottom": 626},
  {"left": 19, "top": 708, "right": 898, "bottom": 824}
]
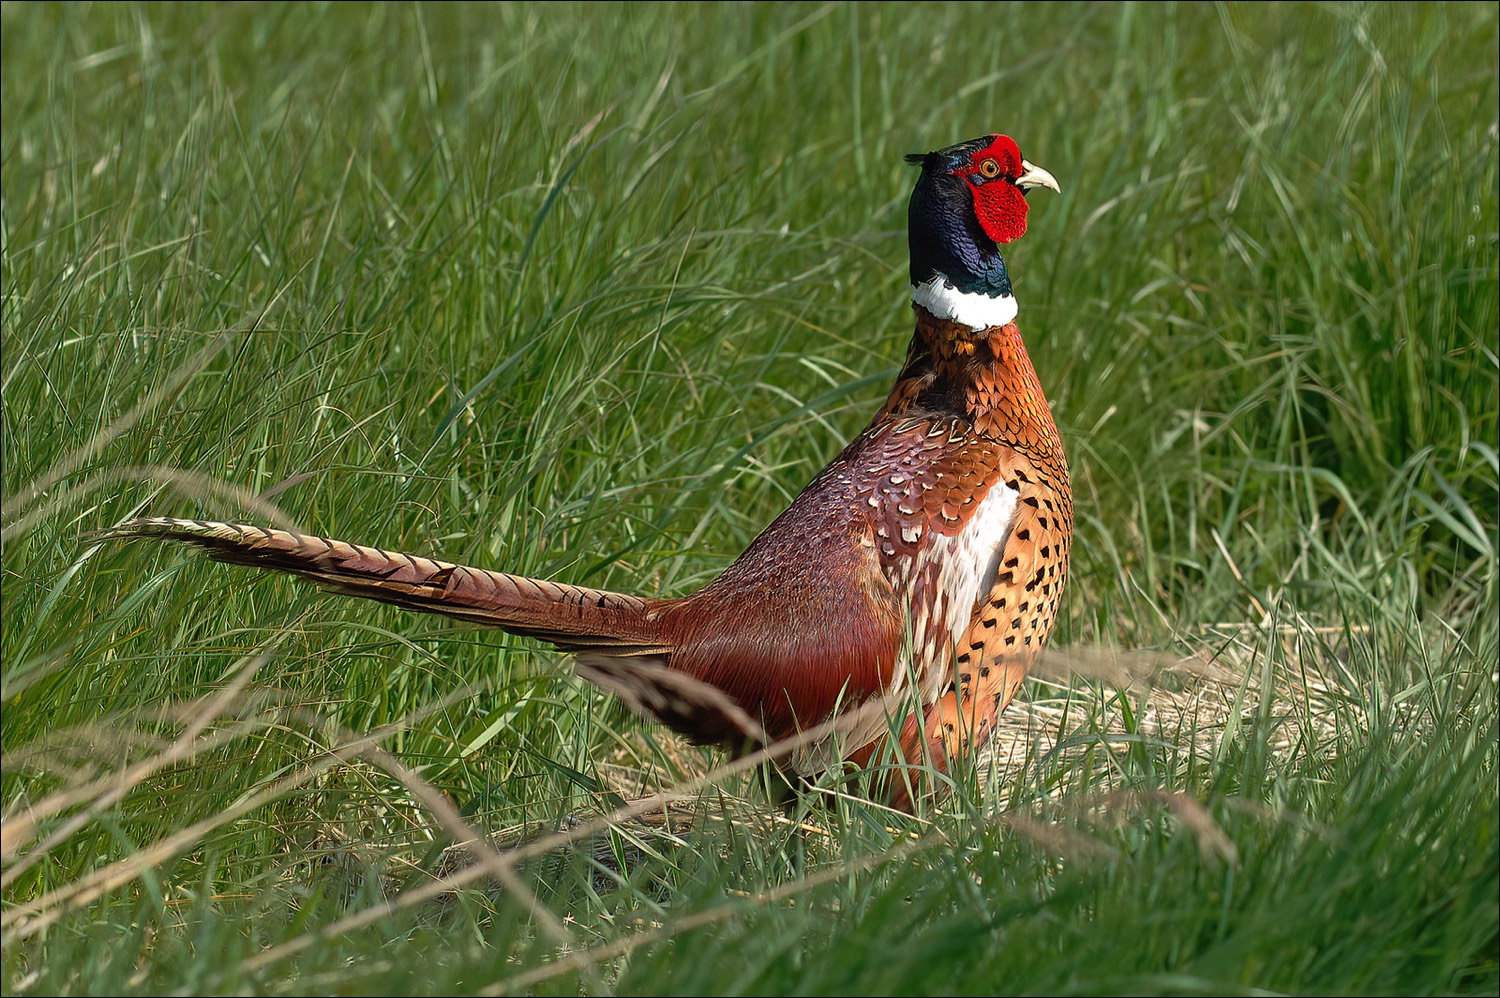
[{"left": 2, "top": 2, "right": 1496, "bottom": 994}]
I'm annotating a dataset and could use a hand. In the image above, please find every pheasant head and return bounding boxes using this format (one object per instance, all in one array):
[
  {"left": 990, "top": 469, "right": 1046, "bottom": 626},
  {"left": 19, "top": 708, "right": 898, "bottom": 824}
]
[{"left": 906, "top": 134, "right": 1060, "bottom": 331}]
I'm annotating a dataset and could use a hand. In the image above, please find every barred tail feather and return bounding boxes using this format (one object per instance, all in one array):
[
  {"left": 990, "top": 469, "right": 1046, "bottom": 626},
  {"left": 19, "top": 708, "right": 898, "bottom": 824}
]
[
  {"left": 95, "top": 517, "right": 771, "bottom": 746},
  {"left": 94, "top": 517, "right": 670, "bottom": 655}
]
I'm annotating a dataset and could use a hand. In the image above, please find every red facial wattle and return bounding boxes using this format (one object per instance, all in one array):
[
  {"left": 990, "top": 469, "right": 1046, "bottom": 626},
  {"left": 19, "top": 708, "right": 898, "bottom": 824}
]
[
  {"left": 970, "top": 181, "right": 1029, "bottom": 245},
  {"left": 958, "top": 134, "right": 1030, "bottom": 246}
]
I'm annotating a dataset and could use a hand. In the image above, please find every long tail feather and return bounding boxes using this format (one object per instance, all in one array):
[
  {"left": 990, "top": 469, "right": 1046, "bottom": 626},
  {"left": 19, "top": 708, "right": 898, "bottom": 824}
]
[
  {"left": 94, "top": 517, "right": 772, "bottom": 746},
  {"left": 93, "top": 517, "right": 671, "bottom": 655}
]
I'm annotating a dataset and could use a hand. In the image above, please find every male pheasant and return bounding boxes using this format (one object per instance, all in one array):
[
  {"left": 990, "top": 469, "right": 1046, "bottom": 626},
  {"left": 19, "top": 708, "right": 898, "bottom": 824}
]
[{"left": 98, "top": 134, "right": 1071, "bottom": 809}]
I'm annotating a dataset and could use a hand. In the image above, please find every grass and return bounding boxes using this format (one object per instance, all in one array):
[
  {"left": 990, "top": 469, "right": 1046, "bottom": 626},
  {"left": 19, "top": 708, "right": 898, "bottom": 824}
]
[{"left": 2, "top": 2, "right": 1496, "bottom": 994}]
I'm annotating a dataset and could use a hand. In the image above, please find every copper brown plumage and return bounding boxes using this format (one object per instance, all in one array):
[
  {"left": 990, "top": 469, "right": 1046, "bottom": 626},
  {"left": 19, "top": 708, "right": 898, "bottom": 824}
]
[{"left": 95, "top": 134, "right": 1072, "bottom": 809}]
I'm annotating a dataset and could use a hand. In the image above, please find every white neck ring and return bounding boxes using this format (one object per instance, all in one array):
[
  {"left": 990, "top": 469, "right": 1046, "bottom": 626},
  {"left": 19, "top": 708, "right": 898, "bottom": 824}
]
[{"left": 911, "top": 275, "right": 1017, "bottom": 331}]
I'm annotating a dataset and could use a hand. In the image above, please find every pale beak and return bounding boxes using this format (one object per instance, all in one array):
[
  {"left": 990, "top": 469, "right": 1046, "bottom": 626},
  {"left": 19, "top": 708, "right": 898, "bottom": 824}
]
[{"left": 1016, "top": 159, "right": 1061, "bottom": 194}]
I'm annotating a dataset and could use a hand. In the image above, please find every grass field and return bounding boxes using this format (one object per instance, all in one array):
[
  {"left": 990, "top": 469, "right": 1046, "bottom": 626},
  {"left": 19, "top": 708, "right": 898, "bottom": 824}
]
[{"left": 3, "top": 2, "right": 1497, "bottom": 994}]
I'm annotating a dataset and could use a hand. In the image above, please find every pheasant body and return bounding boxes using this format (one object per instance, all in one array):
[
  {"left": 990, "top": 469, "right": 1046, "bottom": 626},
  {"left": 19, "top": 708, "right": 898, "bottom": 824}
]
[{"left": 99, "top": 134, "right": 1072, "bottom": 807}]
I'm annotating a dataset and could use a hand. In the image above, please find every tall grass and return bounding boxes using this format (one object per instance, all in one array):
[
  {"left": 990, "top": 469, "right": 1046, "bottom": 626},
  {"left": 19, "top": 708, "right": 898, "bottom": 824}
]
[{"left": 3, "top": 3, "right": 1496, "bottom": 994}]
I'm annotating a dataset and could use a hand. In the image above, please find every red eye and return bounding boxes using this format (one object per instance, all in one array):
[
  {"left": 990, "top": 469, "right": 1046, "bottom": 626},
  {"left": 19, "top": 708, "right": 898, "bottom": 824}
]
[{"left": 978, "top": 158, "right": 1001, "bottom": 179}]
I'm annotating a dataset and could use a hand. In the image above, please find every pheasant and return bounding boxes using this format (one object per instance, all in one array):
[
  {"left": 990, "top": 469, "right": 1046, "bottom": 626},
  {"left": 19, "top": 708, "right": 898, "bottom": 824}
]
[{"left": 98, "top": 134, "right": 1071, "bottom": 810}]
